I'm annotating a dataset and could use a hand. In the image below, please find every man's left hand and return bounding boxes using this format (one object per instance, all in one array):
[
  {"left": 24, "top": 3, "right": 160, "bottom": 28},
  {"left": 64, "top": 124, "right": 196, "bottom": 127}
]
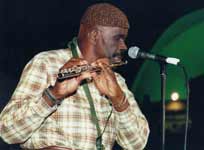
[{"left": 92, "top": 58, "right": 124, "bottom": 104}]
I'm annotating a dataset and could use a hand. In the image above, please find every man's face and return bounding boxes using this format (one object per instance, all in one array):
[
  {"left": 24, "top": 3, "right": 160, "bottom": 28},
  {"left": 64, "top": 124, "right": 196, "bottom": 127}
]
[{"left": 95, "top": 26, "right": 128, "bottom": 62}]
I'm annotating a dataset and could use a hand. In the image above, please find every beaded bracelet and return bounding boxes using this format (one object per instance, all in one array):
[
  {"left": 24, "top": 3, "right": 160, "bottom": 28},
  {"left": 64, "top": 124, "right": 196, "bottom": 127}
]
[{"left": 112, "top": 94, "right": 127, "bottom": 109}]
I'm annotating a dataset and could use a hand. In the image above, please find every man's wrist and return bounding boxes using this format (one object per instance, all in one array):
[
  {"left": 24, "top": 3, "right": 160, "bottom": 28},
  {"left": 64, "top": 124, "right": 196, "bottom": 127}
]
[
  {"left": 111, "top": 93, "right": 129, "bottom": 112},
  {"left": 43, "top": 86, "right": 62, "bottom": 106},
  {"left": 110, "top": 90, "right": 125, "bottom": 104}
]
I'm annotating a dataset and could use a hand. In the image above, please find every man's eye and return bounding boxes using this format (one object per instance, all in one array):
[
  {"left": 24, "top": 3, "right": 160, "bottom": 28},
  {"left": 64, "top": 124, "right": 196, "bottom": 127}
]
[{"left": 114, "top": 36, "right": 121, "bottom": 41}]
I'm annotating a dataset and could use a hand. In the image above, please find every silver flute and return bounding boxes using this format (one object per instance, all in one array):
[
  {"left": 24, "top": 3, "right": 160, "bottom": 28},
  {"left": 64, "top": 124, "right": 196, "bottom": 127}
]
[{"left": 57, "top": 60, "right": 128, "bottom": 80}]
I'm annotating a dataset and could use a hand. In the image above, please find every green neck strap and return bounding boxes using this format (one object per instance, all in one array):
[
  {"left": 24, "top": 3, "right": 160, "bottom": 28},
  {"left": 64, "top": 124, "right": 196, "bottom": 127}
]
[{"left": 68, "top": 37, "right": 104, "bottom": 150}]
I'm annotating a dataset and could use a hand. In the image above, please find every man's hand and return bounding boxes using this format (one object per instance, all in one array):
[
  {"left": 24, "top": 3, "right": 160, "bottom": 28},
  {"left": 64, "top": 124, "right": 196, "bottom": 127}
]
[
  {"left": 50, "top": 58, "right": 94, "bottom": 101},
  {"left": 92, "top": 59, "right": 124, "bottom": 103},
  {"left": 92, "top": 58, "right": 129, "bottom": 111}
]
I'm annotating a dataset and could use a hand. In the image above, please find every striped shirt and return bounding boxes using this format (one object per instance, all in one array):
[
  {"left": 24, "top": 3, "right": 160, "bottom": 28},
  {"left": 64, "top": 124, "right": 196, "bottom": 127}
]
[{"left": 0, "top": 47, "right": 149, "bottom": 150}]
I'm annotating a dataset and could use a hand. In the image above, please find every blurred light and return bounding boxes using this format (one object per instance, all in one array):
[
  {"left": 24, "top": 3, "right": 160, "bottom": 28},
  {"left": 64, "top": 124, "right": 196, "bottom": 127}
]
[
  {"left": 171, "top": 92, "right": 179, "bottom": 101},
  {"left": 166, "top": 101, "right": 185, "bottom": 111}
]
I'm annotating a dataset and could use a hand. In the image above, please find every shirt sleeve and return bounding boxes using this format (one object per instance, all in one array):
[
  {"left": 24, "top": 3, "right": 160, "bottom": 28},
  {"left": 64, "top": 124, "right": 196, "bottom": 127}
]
[
  {"left": 0, "top": 55, "right": 57, "bottom": 144},
  {"left": 114, "top": 74, "right": 150, "bottom": 150}
]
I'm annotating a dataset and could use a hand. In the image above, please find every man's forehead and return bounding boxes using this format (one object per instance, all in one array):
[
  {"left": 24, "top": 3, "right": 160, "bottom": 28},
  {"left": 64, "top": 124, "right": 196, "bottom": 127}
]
[{"left": 98, "top": 26, "right": 128, "bottom": 35}]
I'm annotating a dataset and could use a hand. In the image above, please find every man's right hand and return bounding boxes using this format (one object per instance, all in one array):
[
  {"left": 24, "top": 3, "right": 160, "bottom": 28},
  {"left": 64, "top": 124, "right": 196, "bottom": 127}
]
[{"left": 47, "top": 58, "right": 93, "bottom": 102}]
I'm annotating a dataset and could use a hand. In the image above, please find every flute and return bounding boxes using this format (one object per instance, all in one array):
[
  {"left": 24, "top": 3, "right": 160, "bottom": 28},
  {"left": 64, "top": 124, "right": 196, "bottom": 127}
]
[{"left": 57, "top": 60, "right": 127, "bottom": 80}]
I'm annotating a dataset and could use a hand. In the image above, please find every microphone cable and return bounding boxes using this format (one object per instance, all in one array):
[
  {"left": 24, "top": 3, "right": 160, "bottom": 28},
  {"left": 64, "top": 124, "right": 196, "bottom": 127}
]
[{"left": 179, "top": 64, "right": 190, "bottom": 150}]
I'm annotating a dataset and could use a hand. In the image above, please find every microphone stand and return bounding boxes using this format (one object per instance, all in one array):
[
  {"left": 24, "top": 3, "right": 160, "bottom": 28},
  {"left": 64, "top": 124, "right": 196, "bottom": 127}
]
[{"left": 160, "top": 62, "right": 167, "bottom": 150}]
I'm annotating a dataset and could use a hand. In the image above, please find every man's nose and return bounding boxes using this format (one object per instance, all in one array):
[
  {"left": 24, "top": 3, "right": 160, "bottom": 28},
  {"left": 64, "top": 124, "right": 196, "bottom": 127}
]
[{"left": 119, "top": 41, "right": 127, "bottom": 50}]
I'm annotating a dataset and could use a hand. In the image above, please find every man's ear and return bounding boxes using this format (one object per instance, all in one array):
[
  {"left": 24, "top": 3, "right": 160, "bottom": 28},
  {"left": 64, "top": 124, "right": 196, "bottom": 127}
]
[{"left": 88, "top": 29, "right": 99, "bottom": 45}]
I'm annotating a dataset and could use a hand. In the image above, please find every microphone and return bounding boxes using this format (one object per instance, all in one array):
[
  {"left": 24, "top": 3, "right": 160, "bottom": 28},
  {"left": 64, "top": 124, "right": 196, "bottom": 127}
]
[{"left": 128, "top": 46, "right": 180, "bottom": 65}]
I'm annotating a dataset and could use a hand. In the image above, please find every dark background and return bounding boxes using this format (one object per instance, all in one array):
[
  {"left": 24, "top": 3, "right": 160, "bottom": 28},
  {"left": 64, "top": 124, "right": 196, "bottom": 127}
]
[{"left": 0, "top": 0, "right": 204, "bottom": 149}]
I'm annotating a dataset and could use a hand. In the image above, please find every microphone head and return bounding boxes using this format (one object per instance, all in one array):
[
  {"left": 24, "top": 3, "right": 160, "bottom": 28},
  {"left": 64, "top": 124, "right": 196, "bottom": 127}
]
[{"left": 128, "top": 46, "right": 140, "bottom": 59}]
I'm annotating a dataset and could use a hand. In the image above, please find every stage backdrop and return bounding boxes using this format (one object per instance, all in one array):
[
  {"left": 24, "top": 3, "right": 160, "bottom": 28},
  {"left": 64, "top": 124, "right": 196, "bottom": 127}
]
[{"left": 131, "top": 8, "right": 204, "bottom": 102}]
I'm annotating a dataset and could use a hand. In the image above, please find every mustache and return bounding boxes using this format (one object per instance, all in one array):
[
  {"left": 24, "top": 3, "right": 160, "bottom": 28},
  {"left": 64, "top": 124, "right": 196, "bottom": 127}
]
[
  {"left": 110, "top": 49, "right": 126, "bottom": 62},
  {"left": 112, "top": 49, "right": 126, "bottom": 57}
]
